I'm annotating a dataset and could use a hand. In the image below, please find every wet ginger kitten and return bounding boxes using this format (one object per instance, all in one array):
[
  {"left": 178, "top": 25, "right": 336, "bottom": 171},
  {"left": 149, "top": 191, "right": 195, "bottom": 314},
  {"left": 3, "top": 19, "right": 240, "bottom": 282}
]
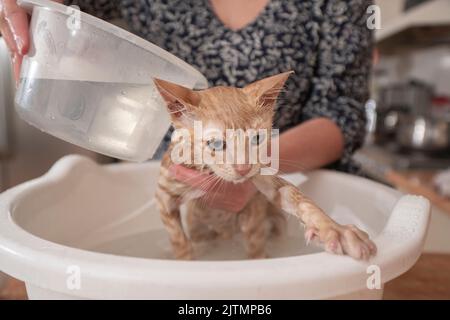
[{"left": 154, "top": 72, "right": 377, "bottom": 260}]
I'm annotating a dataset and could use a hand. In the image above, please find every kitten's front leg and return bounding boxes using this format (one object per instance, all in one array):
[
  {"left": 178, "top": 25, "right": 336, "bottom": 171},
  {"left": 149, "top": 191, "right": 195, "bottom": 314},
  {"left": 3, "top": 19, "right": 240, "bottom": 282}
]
[
  {"left": 252, "top": 175, "right": 377, "bottom": 260},
  {"left": 155, "top": 185, "right": 193, "bottom": 260}
]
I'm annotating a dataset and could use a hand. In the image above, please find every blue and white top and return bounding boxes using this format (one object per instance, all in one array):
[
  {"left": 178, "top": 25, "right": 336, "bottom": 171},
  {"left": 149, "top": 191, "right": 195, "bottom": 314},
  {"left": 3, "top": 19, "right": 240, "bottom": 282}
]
[{"left": 67, "top": 0, "right": 373, "bottom": 173}]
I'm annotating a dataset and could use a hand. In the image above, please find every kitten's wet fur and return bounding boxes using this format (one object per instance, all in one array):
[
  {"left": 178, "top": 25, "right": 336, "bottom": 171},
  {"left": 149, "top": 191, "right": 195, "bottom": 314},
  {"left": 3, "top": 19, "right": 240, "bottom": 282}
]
[{"left": 154, "top": 72, "right": 377, "bottom": 260}]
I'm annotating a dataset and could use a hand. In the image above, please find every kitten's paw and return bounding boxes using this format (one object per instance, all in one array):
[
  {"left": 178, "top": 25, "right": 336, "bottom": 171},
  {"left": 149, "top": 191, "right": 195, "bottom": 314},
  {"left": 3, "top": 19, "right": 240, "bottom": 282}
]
[
  {"left": 173, "top": 243, "right": 194, "bottom": 260},
  {"left": 305, "top": 224, "right": 377, "bottom": 261},
  {"left": 248, "top": 251, "right": 267, "bottom": 259}
]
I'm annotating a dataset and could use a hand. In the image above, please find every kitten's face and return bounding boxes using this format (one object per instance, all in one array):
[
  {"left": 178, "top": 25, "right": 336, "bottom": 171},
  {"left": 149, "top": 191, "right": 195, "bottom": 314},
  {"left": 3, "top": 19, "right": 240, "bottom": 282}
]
[
  {"left": 155, "top": 72, "right": 292, "bottom": 183},
  {"left": 193, "top": 88, "right": 273, "bottom": 183}
]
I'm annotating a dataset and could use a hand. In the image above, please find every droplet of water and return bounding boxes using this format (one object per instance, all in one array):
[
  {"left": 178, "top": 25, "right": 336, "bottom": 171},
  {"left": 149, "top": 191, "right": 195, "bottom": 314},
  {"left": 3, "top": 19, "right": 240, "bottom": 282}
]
[{"left": 121, "top": 90, "right": 127, "bottom": 95}]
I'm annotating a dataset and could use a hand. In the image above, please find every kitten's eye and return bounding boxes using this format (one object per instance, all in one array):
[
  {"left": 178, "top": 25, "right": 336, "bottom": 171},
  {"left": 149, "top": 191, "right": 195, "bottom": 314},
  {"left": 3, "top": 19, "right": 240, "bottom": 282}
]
[
  {"left": 251, "top": 132, "right": 266, "bottom": 146},
  {"left": 206, "top": 138, "right": 226, "bottom": 151}
]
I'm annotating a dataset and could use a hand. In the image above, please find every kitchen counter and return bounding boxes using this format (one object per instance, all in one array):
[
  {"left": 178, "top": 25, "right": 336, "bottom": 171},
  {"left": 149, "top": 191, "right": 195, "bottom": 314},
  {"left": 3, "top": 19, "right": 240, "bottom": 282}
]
[
  {"left": 383, "top": 168, "right": 450, "bottom": 255},
  {"left": 354, "top": 145, "right": 450, "bottom": 215},
  {"left": 385, "top": 169, "right": 450, "bottom": 216},
  {"left": 384, "top": 253, "right": 450, "bottom": 299}
]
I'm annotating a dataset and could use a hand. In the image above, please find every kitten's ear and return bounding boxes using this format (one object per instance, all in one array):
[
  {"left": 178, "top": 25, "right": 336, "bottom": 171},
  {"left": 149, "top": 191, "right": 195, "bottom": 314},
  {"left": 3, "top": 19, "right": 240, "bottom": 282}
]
[
  {"left": 243, "top": 71, "right": 293, "bottom": 110},
  {"left": 153, "top": 78, "right": 201, "bottom": 122}
]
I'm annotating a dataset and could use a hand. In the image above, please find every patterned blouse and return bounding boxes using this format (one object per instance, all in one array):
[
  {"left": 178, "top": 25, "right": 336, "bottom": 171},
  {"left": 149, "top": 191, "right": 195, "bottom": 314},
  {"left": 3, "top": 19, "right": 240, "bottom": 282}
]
[{"left": 68, "top": 0, "right": 373, "bottom": 173}]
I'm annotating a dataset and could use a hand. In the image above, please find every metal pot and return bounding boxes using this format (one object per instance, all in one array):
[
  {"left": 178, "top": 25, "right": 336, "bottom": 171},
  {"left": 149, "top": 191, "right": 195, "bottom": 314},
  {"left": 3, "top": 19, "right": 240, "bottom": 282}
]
[
  {"left": 374, "top": 81, "right": 434, "bottom": 144},
  {"left": 396, "top": 115, "right": 450, "bottom": 152}
]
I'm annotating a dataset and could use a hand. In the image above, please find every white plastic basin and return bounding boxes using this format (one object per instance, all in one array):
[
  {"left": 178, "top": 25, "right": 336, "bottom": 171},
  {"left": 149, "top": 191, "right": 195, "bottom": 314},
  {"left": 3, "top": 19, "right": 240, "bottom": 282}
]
[{"left": 0, "top": 155, "right": 430, "bottom": 299}]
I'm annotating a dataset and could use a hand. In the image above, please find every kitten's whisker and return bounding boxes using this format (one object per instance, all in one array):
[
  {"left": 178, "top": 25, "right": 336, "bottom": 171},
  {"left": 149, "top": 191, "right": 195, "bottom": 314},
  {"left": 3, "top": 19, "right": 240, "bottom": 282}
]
[
  {"left": 196, "top": 175, "right": 219, "bottom": 203},
  {"left": 202, "top": 176, "right": 223, "bottom": 208},
  {"left": 176, "top": 173, "right": 218, "bottom": 202},
  {"left": 171, "top": 169, "right": 214, "bottom": 185},
  {"left": 193, "top": 175, "right": 222, "bottom": 209}
]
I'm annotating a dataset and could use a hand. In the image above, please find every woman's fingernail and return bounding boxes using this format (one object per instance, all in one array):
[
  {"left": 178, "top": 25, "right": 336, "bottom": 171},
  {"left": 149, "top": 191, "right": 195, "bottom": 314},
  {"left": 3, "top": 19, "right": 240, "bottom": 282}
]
[
  {"left": 15, "top": 38, "right": 25, "bottom": 55},
  {"left": 11, "top": 53, "right": 20, "bottom": 87}
]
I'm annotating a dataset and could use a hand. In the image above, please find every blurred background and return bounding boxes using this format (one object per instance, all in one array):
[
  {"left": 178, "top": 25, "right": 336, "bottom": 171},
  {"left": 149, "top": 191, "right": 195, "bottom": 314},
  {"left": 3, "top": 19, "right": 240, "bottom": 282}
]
[
  {"left": 351, "top": 0, "right": 450, "bottom": 299},
  {"left": 1, "top": 0, "right": 450, "bottom": 299}
]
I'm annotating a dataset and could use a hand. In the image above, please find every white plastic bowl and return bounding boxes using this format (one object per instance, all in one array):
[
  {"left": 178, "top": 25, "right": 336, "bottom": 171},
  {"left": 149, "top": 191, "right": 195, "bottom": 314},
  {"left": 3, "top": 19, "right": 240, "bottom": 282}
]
[
  {"left": 14, "top": 0, "right": 207, "bottom": 162},
  {"left": 0, "top": 155, "right": 430, "bottom": 299}
]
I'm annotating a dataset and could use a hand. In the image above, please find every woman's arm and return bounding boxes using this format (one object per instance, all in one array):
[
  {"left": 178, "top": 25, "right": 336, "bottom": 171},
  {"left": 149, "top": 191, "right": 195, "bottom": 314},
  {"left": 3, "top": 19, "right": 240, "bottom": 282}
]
[
  {"left": 297, "top": 0, "right": 373, "bottom": 173},
  {"left": 278, "top": 117, "right": 344, "bottom": 173}
]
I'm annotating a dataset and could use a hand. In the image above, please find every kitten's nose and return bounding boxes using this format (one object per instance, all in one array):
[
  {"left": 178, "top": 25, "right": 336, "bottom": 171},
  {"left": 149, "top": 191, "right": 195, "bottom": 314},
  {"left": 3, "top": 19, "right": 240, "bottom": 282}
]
[{"left": 233, "top": 164, "right": 252, "bottom": 177}]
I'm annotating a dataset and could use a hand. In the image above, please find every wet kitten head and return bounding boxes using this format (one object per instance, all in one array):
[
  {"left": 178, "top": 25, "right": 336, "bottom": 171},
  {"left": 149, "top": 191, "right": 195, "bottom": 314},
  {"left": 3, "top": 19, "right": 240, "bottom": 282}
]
[{"left": 154, "top": 71, "right": 292, "bottom": 183}]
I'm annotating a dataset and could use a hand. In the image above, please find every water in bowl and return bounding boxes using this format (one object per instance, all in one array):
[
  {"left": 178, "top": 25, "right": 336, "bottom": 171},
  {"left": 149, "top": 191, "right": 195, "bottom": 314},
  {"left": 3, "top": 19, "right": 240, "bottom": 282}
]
[
  {"left": 15, "top": 78, "right": 170, "bottom": 161},
  {"left": 91, "top": 224, "right": 320, "bottom": 261}
]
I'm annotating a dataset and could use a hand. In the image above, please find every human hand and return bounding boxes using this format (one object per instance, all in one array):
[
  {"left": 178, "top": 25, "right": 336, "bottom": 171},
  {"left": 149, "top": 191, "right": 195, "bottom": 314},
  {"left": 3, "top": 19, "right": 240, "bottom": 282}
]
[
  {"left": 0, "top": 0, "right": 62, "bottom": 82},
  {"left": 169, "top": 164, "right": 257, "bottom": 213}
]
